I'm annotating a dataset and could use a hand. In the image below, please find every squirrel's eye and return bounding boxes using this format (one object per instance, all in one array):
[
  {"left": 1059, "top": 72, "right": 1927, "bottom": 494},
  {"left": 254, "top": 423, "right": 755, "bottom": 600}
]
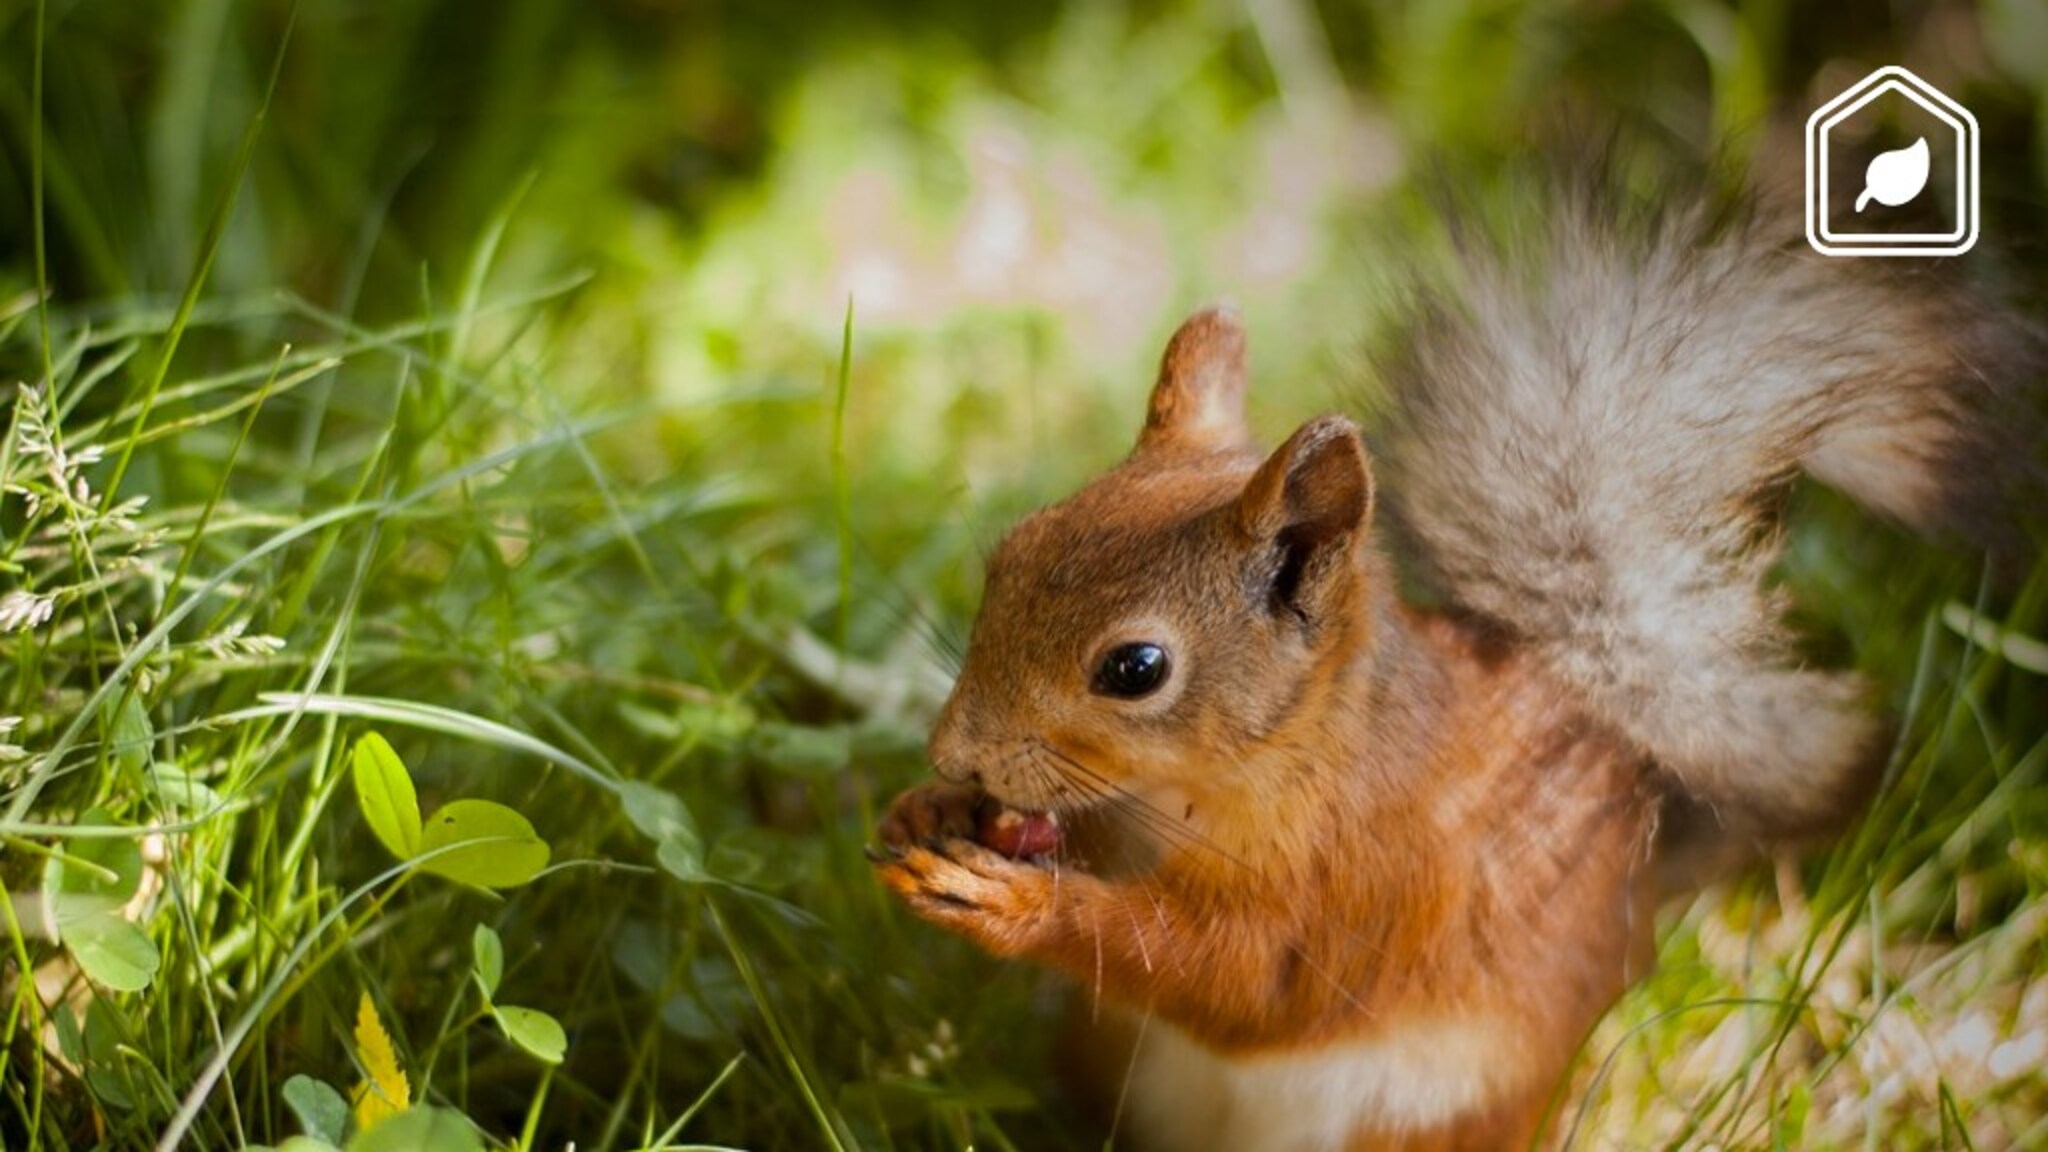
[{"left": 1093, "top": 642, "right": 1170, "bottom": 699}]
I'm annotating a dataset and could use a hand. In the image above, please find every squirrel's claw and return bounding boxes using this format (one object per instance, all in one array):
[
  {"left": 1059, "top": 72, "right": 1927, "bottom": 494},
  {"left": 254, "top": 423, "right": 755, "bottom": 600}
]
[{"left": 874, "top": 840, "right": 1058, "bottom": 958}]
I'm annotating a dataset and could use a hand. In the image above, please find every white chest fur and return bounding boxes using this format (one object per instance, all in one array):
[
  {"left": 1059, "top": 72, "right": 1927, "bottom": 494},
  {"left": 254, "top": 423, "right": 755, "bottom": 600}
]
[{"left": 1117, "top": 1016, "right": 1513, "bottom": 1152}]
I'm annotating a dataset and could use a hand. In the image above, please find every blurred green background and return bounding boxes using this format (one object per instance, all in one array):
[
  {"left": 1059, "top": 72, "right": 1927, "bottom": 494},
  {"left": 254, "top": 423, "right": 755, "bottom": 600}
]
[{"left": 1, "top": 1, "right": 2044, "bottom": 1149}]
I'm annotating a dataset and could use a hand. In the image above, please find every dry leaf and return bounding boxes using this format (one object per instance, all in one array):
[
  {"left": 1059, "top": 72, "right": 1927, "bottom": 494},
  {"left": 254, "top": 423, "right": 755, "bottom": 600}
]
[{"left": 350, "top": 990, "right": 410, "bottom": 1131}]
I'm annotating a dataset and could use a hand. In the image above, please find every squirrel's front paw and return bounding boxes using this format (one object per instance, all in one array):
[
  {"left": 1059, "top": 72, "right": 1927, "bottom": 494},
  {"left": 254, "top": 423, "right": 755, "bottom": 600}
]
[
  {"left": 877, "top": 779, "right": 983, "bottom": 849},
  {"left": 873, "top": 838, "right": 1057, "bottom": 957}
]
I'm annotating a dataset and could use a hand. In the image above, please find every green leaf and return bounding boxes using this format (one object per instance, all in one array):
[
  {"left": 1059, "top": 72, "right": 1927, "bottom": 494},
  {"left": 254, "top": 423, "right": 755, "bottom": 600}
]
[
  {"left": 616, "top": 779, "right": 695, "bottom": 843},
  {"left": 472, "top": 924, "right": 503, "bottom": 1000},
  {"left": 657, "top": 958, "right": 745, "bottom": 1041},
  {"left": 416, "top": 799, "right": 549, "bottom": 889},
  {"left": 615, "top": 701, "right": 684, "bottom": 741},
  {"left": 708, "top": 827, "right": 805, "bottom": 891},
  {"left": 345, "top": 1105, "right": 483, "bottom": 1152},
  {"left": 82, "top": 1000, "right": 135, "bottom": 1110},
  {"left": 43, "top": 818, "right": 159, "bottom": 991},
  {"left": 283, "top": 1074, "right": 351, "bottom": 1146},
  {"left": 707, "top": 839, "right": 764, "bottom": 886},
  {"left": 655, "top": 827, "right": 708, "bottom": 883},
  {"left": 108, "top": 693, "right": 153, "bottom": 777},
  {"left": 148, "top": 764, "right": 220, "bottom": 814},
  {"left": 610, "top": 921, "right": 670, "bottom": 993},
  {"left": 492, "top": 1005, "right": 567, "bottom": 1065},
  {"left": 45, "top": 816, "right": 145, "bottom": 912},
  {"left": 351, "top": 732, "right": 422, "bottom": 860},
  {"left": 51, "top": 1004, "right": 84, "bottom": 1065},
  {"left": 64, "top": 916, "right": 159, "bottom": 992}
]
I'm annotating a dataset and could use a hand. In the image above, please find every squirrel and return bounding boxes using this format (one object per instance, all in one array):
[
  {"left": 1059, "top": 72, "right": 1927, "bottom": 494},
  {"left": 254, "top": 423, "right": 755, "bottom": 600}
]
[{"left": 872, "top": 184, "right": 2043, "bottom": 1151}]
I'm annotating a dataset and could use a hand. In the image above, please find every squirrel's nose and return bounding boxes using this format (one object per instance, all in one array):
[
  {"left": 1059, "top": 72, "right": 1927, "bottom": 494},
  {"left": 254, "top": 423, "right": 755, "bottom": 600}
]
[
  {"left": 928, "top": 737, "right": 980, "bottom": 785},
  {"left": 926, "top": 712, "right": 980, "bottom": 785}
]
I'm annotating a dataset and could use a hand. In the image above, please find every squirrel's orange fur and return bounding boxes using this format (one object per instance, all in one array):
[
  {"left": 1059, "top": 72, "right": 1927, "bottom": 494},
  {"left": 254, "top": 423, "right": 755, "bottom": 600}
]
[{"left": 876, "top": 193, "right": 2042, "bottom": 1149}]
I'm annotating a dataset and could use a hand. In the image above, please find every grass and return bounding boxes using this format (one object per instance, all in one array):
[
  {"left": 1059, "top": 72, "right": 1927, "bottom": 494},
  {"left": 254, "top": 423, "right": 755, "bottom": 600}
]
[{"left": 0, "top": 0, "right": 2044, "bottom": 1149}]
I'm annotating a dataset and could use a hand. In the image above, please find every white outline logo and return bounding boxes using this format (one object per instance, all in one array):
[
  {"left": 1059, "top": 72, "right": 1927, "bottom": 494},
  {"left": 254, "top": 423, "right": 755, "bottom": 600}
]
[{"left": 1806, "top": 66, "right": 1978, "bottom": 257}]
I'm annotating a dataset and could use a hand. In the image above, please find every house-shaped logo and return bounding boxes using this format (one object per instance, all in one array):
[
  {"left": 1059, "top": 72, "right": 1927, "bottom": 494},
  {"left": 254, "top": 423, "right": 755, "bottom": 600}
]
[{"left": 1806, "top": 65, "right": 1978, "bottom": 257}]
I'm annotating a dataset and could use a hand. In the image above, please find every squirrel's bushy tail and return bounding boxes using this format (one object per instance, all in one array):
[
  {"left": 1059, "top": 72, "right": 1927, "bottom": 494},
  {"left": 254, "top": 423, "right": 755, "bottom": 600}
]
[{"left": 1377, "top": 191, "right": 2043, "bottom": 837}]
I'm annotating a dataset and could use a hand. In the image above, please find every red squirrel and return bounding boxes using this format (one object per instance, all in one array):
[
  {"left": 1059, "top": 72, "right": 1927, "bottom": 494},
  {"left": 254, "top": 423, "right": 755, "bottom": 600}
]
[{"left": 873, "top": 191, "right": 2042, "bottom": 1150}]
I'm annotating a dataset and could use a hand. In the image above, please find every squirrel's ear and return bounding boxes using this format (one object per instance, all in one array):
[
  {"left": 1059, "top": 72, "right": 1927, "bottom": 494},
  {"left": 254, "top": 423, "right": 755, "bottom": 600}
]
[
  {"left": 1135, "top": 305, "right": 1252, "bottom": 455},
  {"left": 1236, "top": 417, "right": 1375, "bottom": 605}
]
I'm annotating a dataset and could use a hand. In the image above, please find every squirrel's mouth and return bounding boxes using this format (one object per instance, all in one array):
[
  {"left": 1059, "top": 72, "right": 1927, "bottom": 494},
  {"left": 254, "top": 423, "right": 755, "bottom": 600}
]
[{"left": 969, "top": 783, "right": 1180, "bottom": 874}]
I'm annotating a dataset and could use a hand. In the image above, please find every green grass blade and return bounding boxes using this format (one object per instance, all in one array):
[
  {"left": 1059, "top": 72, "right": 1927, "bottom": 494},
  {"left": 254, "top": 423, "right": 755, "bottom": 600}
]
[{"left": 98, "top": 3, "right": 298, "bottom": 511}]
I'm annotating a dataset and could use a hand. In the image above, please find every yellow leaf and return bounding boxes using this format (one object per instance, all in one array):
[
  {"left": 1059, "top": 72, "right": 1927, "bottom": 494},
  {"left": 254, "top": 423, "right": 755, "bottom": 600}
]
[{"left": 350, "top": 991, "right": 409, "bottom": 1132}]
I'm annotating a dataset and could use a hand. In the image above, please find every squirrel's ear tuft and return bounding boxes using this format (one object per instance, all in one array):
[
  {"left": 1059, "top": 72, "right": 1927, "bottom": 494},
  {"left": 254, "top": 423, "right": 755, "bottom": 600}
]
[
  {"left": 1237, "top": 416, "right": 1374, "bottom": 557},
  {"left": 1135, "top": 305, "right": 1252, "bottom": 455}
]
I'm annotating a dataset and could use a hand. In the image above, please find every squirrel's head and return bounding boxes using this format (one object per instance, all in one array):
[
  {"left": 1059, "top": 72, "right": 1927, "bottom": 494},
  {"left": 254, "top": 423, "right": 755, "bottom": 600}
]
[{"left": 930, "top": 307, "right": 1381, "bottom": 826}]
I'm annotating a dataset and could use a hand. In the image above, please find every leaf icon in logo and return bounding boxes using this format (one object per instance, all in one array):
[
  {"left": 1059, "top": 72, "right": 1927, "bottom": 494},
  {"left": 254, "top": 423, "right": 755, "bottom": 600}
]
[{"left": 1855, "top": 137, "right": 1930, "bottom": 212}]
